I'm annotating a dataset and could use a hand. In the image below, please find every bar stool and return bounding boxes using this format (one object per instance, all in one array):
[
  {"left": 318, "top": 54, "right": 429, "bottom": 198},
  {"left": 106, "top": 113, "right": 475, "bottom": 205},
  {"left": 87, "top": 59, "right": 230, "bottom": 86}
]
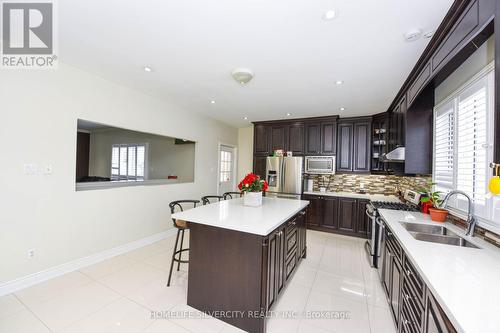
[
  {"left": 223, "top": 192, "right": 243, "bottom": 200},
  {"left": 201, "top": 195, "right": 223, "bottom": 205},
  {"left": 167, "top": 199, "right": 200, "bottom": 287}
]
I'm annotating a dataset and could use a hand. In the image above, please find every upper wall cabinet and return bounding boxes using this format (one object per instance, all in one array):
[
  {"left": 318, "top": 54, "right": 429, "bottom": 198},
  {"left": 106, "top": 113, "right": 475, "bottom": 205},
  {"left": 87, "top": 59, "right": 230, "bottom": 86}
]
[
  {"left": 305, "top": 122, "right": 321, "bottom": 155},
  {"left": 254, "top": 124, "right": 271, "bottom": 155},
  {"left": 270, "top": 125, "right": 287, "bottom": 152},
  {"left": 337, "top": 117, "right": 372, "bottom": 173},
  {"left": 321, "top": 121, "right": 337, "bottom": 155},
  {"left": 287, "top": 123, "right": 305, "bottom": 155}
]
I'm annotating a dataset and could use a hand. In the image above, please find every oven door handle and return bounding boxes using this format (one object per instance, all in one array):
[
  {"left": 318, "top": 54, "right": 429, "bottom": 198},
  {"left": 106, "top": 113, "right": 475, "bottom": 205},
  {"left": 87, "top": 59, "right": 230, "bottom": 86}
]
[{"left": 365, "top": 208, "right": 375, "bottom": 219}]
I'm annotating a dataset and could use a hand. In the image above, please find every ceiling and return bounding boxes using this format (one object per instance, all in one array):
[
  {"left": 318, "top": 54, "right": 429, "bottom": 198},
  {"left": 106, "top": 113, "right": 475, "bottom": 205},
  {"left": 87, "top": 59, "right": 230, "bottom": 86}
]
[{"left": 59, "top": 0, "right": 454, "bottom": 128}]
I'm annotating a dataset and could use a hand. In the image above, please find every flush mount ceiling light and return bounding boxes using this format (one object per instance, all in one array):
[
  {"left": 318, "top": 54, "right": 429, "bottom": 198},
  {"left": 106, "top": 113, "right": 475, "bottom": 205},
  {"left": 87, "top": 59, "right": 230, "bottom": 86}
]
[
  {"left": 143, "top": 66, "right": 153, "bottom": 72},
  {"left": 243, "top": 116, "right": 248, "bottom": 120},
  {"left": 335, "top": 80, "right": 344, "bottom": 85},
  {"left": 322, "top": 9, "right": 337, "bottom": 20},
  {"left": 210, "top": 100, "right": 216, "bottom": 104},
  {"left": 339, "top": 107, "right": 346, "bottom": 111},
  {"left": 286, "top": 113, "right": 292, "bottom": 116},
  {"left": 231, "top": 68, "right": 254, "bottom": 85},
  {"left": 404, "top": 29, "right": 422, "bottom": 42}
]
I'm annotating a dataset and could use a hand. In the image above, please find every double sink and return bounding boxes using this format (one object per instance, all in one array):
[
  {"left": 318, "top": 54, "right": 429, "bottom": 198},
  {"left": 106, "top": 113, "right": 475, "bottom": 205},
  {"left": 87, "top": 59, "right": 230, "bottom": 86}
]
[{"left": 400, "top": 222, "right": 480, "bottom": 249}]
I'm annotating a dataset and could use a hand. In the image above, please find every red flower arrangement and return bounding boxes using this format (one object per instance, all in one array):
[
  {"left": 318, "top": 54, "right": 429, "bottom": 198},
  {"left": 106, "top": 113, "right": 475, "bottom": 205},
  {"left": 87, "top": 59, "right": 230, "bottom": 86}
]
[{"left": 238, "top": 173, "right": 269, "bottom": 192}]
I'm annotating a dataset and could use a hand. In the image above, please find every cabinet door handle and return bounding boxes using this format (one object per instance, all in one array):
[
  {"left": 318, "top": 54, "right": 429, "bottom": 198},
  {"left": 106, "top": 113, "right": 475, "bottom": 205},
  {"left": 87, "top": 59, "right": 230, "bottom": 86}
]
[
  {"left": 299, "top": 211, "right": 306, "bottom": 216},
  {"left": 404, "top": 293, "right": 412, "bottom": 301},
  {"left": 406, "top": 269, "right": 412, "bottom": 276}
]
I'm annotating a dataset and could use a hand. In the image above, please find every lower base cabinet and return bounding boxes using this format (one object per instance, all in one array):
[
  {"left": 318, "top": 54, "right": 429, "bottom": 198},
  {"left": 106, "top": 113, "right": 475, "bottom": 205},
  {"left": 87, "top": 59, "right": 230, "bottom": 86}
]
[
  {"left": 265, "top": 209, "right": 307, "bottom": 311},
  {"left": 302, "top": 194, "right": 371, "bottom": 238},
  {"left": 379, "top": 220, "right": 457, "bottom": 333}
]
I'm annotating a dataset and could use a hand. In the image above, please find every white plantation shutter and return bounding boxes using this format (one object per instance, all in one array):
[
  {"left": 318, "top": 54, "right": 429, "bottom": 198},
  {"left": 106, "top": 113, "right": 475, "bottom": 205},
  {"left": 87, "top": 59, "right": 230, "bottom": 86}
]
[
  {"left": 433, "top": 67, "right": 495, "bottom": 223},
  {"left": 456, "top": 81, "right": 488, "bottom": 216},
  {"left": 434, "top": 101, "right": 455, "bottom": 192},
  {"left": 111, "top": 143, "right": 146, "bottom": 181}
]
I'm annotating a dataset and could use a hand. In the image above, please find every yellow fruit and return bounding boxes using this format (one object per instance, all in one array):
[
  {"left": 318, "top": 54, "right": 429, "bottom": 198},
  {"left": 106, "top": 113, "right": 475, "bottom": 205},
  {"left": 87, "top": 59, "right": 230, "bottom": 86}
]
[{"left": 489, "top": 176, "right": 500, "bottom": 195}]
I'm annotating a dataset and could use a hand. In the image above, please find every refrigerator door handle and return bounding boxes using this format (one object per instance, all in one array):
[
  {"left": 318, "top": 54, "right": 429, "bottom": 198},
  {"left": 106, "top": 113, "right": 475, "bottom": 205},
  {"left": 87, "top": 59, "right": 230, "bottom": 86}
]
[{"left": 281, "top": 158, "right": 286, "bottom": 193}]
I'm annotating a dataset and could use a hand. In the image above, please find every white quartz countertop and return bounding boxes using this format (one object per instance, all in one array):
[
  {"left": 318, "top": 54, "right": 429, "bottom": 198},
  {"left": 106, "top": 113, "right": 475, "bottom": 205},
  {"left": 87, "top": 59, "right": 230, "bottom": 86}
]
[
  {"left": 171, "top": 197, "right": 309, "bottom": 236},
  {"left": 303, "top": 191, "right": 399, "bottom": 201},
  {"left": 378, "top": 209, "right": 500, "bottom": 333}
]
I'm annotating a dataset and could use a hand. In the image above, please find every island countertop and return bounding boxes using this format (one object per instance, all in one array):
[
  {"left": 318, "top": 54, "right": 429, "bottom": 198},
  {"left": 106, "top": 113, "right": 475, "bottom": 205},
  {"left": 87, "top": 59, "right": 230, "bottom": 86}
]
[{"left": 171, "top": 197, "right": 309, "bottom": 236}]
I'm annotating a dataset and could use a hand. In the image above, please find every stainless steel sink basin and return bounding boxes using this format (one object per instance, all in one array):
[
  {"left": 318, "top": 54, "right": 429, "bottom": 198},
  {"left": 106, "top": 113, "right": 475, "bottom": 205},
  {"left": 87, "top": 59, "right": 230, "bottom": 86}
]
[
  {"left": 411, "top": 232, "right": 479, "bottom": 249},
  {"left": 400, "top": 222, "right": 458, "bottom": 237},
  {"left": 400, "top": 222, "right": 480, "bottom": 249}
]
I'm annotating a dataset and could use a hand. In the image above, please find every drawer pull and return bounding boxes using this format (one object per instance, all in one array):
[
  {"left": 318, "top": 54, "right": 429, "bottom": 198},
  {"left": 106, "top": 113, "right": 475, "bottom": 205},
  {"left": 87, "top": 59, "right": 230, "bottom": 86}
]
[
  {"left": 404, "top": 293, "right": 412, "bottom": 301},
  {"left": 406, "top": 269, "right": 412, "bottom": 276},
  {"left": 300, "top": 211, "right": 306, "bottom": 216}
]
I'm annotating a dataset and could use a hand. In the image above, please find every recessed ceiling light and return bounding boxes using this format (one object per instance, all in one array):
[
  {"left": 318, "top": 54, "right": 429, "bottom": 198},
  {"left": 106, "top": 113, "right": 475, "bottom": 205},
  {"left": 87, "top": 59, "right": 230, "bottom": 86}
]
[
  {"left": 243, "top": 116, "right": 248, "bottom": 120},
  {"left": 335, "top": 80, "right": 344, "bottom": 85},
  {"left": 211, "top": 100, "right": 216, "bottom": 104},
  {"left": 322, "top": 10, "right": 337, "bottom": 20},
  {"left": 339, "top": 107, "right": 346, "bottom": 111},
  {"left": 143, "top": 66, "right": 153, "bottom": 72},
  {"left": 286, "top": 113, "right": 292, "bottom": 116}
]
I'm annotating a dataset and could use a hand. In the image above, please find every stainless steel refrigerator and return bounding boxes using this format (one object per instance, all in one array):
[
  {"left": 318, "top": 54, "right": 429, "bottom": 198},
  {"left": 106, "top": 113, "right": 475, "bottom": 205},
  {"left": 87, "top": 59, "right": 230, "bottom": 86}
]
[{"left": 265, "top": 156, "right": 303, "bottom": 200}]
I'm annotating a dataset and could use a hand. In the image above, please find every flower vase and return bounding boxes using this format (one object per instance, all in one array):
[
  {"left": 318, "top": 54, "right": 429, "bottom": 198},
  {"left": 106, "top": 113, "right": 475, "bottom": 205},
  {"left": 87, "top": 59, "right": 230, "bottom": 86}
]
[{"left": 243, "top": 191, "right": 263, "bottom": 207}]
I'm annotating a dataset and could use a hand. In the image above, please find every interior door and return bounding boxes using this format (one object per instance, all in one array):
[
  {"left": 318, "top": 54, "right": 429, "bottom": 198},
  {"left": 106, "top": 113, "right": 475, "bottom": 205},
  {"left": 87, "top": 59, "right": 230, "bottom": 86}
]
[{"left": 218, "top": 144, "right": 236, "bottom": 194}]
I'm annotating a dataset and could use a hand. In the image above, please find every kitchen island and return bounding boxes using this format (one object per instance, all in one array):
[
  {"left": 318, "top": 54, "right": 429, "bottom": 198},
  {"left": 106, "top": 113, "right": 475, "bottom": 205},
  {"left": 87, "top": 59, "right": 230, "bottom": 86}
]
[{"left": 172, "top": 197, "right": 309, "bottom": 333}]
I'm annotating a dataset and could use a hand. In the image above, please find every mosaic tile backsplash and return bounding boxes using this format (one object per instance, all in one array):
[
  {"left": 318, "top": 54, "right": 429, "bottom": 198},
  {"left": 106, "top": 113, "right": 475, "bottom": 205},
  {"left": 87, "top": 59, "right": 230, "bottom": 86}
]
[{"left": 309, "top": 174, "right": 431, "bottom": 196}]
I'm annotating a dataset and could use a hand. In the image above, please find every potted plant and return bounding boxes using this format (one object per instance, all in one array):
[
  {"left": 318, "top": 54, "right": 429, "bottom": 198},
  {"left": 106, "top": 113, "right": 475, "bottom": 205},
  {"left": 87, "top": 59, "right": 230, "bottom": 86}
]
[
  {"left": 419, "top": 182, "right": 448, "bottom": 222},
  {"left": 238, "top": 173, "right": 269, "bottom": 207}
]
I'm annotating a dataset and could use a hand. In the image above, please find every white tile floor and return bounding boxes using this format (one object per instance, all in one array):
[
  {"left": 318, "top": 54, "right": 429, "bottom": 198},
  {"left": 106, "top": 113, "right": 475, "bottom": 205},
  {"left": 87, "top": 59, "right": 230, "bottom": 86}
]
[{"left": 0, "top": 230, "right": 396, "bottom": 333}]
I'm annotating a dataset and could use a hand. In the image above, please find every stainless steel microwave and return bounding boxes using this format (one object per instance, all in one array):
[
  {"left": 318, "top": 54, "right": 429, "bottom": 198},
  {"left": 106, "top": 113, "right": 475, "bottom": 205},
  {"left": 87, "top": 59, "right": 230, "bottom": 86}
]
[{"left": 304, "top": 156, "right": 336, "bottom": 174}]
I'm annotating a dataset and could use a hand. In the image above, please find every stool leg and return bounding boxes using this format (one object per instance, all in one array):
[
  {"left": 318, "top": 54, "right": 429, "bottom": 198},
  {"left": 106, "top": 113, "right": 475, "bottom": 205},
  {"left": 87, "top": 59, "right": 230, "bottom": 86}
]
[
  {"left": 177, "top": 229, "right": 185, "bottom": 271},
  {"left": 167, "top": 229, "right": 181, "bottom": 287}
]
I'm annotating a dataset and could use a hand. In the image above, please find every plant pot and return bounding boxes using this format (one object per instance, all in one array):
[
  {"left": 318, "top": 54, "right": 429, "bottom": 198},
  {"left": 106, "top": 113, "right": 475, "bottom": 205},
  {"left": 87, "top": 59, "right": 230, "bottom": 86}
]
[
  {"left": 243, "top": 191, "right": 263, "bottom": 207},
  {"left": 429, "top": 208, "right": 448, "bottom": 222}
]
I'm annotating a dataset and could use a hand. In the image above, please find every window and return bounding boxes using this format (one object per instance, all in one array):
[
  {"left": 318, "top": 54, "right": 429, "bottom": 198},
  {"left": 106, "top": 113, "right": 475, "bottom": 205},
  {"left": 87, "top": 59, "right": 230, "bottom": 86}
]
[
  {"left": 111, "top": 144, "right": 146, "bottom": 181},
  {"left": 219, "top": 149, "right": 232, "bottom": 182},
  {"left": 433, "top": 65, "right": 496, "bottom": 224}
]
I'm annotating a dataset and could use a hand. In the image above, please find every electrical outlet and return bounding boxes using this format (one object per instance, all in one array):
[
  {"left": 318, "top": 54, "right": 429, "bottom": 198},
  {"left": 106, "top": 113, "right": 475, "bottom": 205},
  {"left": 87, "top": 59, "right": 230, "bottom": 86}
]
[{"left": 28, "top": 249, "right": 35, "bottom": 259}]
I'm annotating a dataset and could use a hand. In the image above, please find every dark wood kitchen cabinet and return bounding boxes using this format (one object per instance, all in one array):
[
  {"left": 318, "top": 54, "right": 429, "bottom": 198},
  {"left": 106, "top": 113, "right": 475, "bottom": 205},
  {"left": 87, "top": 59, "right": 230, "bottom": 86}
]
[
  {"left": 253, "top": 156, "right": 267, "bottom": 179},
  {"left": 321, "top": 196, "right": 339, "bottom": 230},
  {"left": 302, "top": 194, "right": 370, "bottom": 238},
  {"left": 254, "top": 124, "right": 271, "bottom": 155},
  {"left": 321, "top": 121, "right": 337, "bottom": 155},
  {"left": 423, "top": 292, "right": 457, "bottom": 333},
  {"left": 287, "top": 123, "right": 305, "bottom": 155},
  {"left": 265, "top": 209, "right": 307, "bottom": 312},
  {"left": 378, "top": 219, "right": 458, "bottom": 333},
  {"left": 270, "top": 125, "right": 287, "bottom": 152},
  {"left": 305, "top": 122, "right": 321, "bottom": 155},
  {"left": 337, "top": 117, "right": 372, "bottom": 173},
  {"left": 338, "top": 197, "right": 356, "bottom": 233},
  {"left": 355, "top": 199, "right": 371, "bottom": 237}
]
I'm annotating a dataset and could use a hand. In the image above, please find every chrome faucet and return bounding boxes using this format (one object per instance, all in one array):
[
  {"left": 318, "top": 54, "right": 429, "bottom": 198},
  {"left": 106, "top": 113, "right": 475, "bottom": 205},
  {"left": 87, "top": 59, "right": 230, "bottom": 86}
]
[{"left": 439, "top": 190, "right": 476, "bottom": 237}]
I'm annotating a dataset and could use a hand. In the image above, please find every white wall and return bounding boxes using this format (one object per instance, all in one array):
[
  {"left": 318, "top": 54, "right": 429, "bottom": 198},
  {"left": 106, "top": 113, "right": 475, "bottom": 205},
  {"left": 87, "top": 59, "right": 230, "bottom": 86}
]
[
  {"left": 88, "top": 128, "right": 195, "bottom": 182},
  {"left": 0, "top": 63, "right": 237, "bottom": 284},
  {"left": 237, "top": 126, "right": 254, "bottom": 181},
  {"left": 435, "top": 36, "right": 495, "bottom": 104}
]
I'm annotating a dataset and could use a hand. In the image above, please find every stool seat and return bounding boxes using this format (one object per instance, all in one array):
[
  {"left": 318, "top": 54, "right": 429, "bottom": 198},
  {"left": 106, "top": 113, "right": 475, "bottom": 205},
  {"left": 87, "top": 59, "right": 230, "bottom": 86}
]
[{"left": 167, "top": 200, "right": 199, "bottom": 287}]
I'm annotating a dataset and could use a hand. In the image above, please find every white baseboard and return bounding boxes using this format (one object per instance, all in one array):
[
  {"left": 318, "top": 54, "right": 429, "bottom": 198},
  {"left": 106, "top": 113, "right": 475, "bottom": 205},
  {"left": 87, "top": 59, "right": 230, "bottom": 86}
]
[{"left": 0, "top": 228, "right": 177, "bottom": 296}]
